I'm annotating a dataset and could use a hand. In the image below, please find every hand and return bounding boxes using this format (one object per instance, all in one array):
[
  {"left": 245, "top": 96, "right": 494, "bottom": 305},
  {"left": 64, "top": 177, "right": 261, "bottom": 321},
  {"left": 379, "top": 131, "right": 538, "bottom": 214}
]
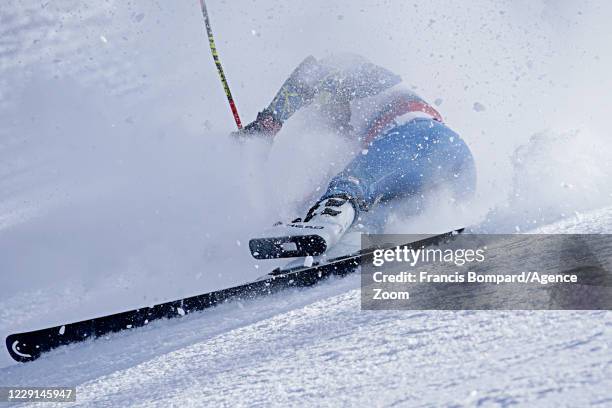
[{"left": 230, "top": 109, "right": 282, "bottom": 140}]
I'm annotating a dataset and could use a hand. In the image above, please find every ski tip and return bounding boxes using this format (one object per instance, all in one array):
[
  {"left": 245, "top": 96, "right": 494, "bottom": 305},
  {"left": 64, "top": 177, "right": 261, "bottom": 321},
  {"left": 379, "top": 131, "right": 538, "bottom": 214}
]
[
  {"left": 249, "top": 235, "right": 327, "bottom": 259},
  {"left": 6, "top": 333, "right": 41, "bottom": 363}
]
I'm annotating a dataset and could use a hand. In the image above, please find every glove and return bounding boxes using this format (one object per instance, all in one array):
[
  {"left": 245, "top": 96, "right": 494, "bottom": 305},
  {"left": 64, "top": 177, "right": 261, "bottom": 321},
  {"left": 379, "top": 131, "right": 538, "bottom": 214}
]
[{"left": 231, "top": 109, "right": 282, "bottom": 141}]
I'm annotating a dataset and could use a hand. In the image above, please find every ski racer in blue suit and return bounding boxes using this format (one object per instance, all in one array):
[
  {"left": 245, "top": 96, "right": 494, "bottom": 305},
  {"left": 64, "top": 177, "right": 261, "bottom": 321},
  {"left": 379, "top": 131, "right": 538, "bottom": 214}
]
[{"left": 240, "top": 54, "right": 476, "bottom": 259}]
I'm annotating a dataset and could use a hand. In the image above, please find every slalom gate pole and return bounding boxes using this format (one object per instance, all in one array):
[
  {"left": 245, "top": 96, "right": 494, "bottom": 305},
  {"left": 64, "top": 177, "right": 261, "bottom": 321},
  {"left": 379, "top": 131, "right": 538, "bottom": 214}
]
[{"left": 198, "top": 0, "right": 243, "bottom": 129}]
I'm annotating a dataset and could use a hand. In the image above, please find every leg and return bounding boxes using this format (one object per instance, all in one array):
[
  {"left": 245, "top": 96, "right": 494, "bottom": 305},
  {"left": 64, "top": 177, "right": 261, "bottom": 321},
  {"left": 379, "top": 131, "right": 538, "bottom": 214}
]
[
  {"left": 249, "top": 119, "right": 476, "bottom": 259},
  {"left": 321, "top": 118, "right": 476, "bottom": 215}
]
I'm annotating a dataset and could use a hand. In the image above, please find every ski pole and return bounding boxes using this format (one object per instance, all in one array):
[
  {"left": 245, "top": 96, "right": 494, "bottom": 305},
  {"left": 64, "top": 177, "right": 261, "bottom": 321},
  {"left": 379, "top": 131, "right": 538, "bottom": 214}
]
[{"left": 198, "top": 0, "right": 243, "bottom": 129}]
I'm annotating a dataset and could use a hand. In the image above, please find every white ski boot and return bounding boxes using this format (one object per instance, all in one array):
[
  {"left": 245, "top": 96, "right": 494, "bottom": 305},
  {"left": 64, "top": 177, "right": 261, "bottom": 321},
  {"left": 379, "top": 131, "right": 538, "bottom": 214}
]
[{"left": 249, "top": 196, "right": 356, "bottom": 259}]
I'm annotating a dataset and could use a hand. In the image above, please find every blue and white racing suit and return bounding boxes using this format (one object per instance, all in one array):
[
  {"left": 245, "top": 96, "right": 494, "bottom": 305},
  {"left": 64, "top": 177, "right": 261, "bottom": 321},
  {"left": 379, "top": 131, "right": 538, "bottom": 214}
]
[{"left": 245, "top": 54, "right": 476, "bottom": 217}]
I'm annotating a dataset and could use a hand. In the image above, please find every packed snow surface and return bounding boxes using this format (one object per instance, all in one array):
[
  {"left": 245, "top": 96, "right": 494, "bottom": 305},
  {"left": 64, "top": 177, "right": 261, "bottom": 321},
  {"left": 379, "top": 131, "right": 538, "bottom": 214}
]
[{"left": 1, "top": 208, "right": 611, "bottom": 406}]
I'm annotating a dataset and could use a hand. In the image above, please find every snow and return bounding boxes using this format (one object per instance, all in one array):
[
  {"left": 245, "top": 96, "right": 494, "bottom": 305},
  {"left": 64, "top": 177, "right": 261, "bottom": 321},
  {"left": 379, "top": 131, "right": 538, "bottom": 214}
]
[
  {"left": 1, "top": 213, "right": 612, "bottom": 405},
  {"left": 1, "top": 212, "right": 611, "bottom": 407},
  {"left": 1, "top": 0, "right": 612, "bottom": 405},
  {"left": 303, "top": 256, "right": 314, "bottom": 267}
]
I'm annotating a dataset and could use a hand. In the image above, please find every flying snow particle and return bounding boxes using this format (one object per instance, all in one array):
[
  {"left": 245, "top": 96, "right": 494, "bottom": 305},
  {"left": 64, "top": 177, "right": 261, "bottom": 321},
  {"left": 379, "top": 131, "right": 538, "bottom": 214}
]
[
  {"left": 177, "top": 307, "right": 185, "bottom": 316},
  {"left": 100, "top": 35, "right": 108, "bottom": 44},
  {"left": 473, "top": 102, "right": 486, "bottom": 112},
  {"left": 304, "top": 256, "right": 314, "bottom": 267},
  {"left": 59, "top": 325, "right": 65, "bottom": 335}
]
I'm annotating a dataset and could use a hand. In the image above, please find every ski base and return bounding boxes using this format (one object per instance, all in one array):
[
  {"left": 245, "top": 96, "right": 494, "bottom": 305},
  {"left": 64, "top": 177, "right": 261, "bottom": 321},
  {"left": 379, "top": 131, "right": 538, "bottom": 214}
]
[{"left": 6, "top": 229, "right": 462, "bottom": 363}]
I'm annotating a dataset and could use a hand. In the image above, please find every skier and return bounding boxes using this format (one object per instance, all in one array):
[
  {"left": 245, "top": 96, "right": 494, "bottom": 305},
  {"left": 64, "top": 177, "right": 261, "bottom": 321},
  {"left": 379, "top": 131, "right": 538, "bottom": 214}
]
[{"left": 238, "top": 54, "right": 476, "bottom": 259}]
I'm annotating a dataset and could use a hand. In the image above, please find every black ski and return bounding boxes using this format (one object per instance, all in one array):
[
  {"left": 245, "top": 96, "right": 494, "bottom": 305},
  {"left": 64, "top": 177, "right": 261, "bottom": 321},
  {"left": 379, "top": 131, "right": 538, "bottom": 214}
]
[{"left": 6, "top": 229, "right": 462, "bottom": 363}]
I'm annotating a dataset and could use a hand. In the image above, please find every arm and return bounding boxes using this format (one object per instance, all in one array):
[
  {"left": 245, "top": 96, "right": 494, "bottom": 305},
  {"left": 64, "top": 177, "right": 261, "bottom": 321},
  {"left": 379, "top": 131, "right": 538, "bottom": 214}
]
[
  {"left": 237, "top": 54, "right": 401, "bottom": 139},
  {"left": 236, "top": 56, "right": 325, "bottom": 138}
]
